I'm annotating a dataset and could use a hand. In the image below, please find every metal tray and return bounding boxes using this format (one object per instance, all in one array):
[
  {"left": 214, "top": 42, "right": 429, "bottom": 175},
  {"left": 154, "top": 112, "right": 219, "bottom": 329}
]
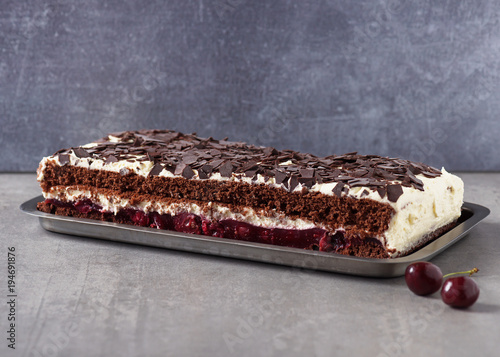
[{"left": 20, "top": 196, "right": 489, "bottom": 277}]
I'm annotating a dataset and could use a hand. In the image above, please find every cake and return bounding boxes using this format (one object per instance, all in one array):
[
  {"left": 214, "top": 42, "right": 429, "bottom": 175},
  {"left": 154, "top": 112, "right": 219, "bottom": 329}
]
[{"left": 36, "top": 129, "right": 464, "bottom": 258}]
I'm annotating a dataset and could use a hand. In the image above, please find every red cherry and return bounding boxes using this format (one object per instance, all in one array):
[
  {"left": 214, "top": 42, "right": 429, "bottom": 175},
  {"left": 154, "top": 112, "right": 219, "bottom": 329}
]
[
  {"left": 174, "top": 213, "right": 201, "bottom": 234},
  {"left": 132, "top": 210, "right": 150, "bottom": 226},
  {"left": 441, "top": 276, "right": 480, "bottom": 308},
  {"left": 74, "top": 199, "right": 93, "bottom": 213},
  {"left": 405, "top": 262, "right": 443, "bottom": 296},
  {"left": 235, "top": 223, "right": 253, "bottom": 239}
]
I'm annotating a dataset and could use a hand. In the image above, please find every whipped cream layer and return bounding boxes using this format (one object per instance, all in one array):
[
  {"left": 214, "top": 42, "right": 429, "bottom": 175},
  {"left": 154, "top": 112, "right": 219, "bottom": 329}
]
[
  {"left": 383, "top": 171, "right": 463, "bottom": 255},
  {"left": 43, "top": 186, "right": 322, "bottom": 231}
]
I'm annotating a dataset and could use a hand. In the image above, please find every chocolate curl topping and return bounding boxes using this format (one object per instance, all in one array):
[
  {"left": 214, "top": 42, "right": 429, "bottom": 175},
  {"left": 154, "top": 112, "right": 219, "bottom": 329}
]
[
  {"left": 182, "top": 165, "right": 195, "bottom": 179},
  {"left": 50, "top": 130, "right": 442, "bottom": 195},
  {"left": 148, "top": 163, "right": 164, "bottom": 176},
  {"left": 105, "top": 155, "right": 118, "bottom": 164},
  {"left": 332, "top": 183, "right": 345, "bottom": 197},
  {"left": 174, "top": 163, "right": 186, "bottom": 176},
  {"left": 198, "top": 169, "right": 208, "bottom": 179},
  {"left": 289, "top": 176, "right": 299, "bottom": 192},
  {"left": 219, "top": 161, "right": 233, "bottom": 178},
  {"left": 298, "top": 177, "right": 315, "bottom": 189},
  {"left": 58, "top": 154, "right": 70, "bottom": 165},
  {"left": 299, "top": 168, "right": 315, "bottom": 178},
  {"left": 377, "top": 187, "right": 387, "bottom": 199},
  {"left": 274, "top": 170, "right": 288, "bottom": 184},
  {"left": 200, "top": 164, "right": 213, "bottom": 176},
  {"left": 73, "top": 147, "right": 91, "bottom": 158},
  {"left": 387, "top": 184, "right": 404, "bottom": 202}
]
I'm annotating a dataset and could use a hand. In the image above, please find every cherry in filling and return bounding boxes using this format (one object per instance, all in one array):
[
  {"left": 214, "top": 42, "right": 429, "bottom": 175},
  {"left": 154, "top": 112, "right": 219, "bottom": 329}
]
[{"left": 45, "top": 199, "right": 379, "bottom": 253}]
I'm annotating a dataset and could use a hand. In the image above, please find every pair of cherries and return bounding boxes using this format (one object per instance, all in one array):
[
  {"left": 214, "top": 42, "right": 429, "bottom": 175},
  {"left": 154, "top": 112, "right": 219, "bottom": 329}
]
[{"left": 405, "top": 262, "right": 480, "bottom": 308}]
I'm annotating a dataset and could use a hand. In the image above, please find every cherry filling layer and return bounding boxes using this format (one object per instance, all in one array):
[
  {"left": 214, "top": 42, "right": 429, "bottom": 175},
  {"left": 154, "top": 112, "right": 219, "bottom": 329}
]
[{"left": 44, "top": 198, "right": 382, "bottom": 253}]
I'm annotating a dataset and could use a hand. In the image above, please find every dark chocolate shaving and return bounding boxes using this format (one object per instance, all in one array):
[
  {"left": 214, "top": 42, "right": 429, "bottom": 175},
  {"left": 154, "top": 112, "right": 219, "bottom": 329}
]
[
  {"left": 298, "top": 177, "right": 315, "bottom": 189},
  {"left": 58, "top": 154, "right": 70, "bottom": 165},
  {"left": 274, "top": 171, "right": 287, "bottom": 184},
  {"left": 105, "top": 155, "right": 118, "bottom": 164},
  {"left": 200, "top": 164, "right": 213, "bottom": 176},
  {"left": 73, "top": 147, "right": 91, "bottom": 158},
  {"left": 240, "top": 161, "right": 259, "bottom": 172},
  {"left": 332, "top": 183, "right": 345, "bottom": 197},
  {"left": 174, "top": 163, "right": 186, "bottom": 176},
  {"left": 182, "top": 155, "right": 198, "bottom": 165},
  {"left": 289, "top": 176, "right": 299, "bottom": 192},
  {"left": 281, "top": 176, "right": 290, "bottom": 190},
  {"left": 299, "top": 168, "right": 315, "bottom": 178},
  {"left": 198, "top": 170, "right": 208, "bottom": 179},
  {"left": 377, "top": 187, "right": 387, "bottom": 199},
  {"left": 409, "top": 165, "right": 422, "bottom": 175},
  {"left": 219, "top": 161, "right": 233, "bottom": 178},
  {"left": 182, "top": 165, "right": 195, "bottom": 179},
  {"left": 209, "top": 159, "right": 224, "bottom": 169},
  {"left": 387, "top": 184, "right": 404, "bottom": 202},
  {"left": 263, "top": 147, "right": 278, "bottom": 156},
  {"left": 148, "top": 163, "right": 164, "bottom": 176},
  {"left": 245, "top": 170, "right": 257, "bottom": 178}
]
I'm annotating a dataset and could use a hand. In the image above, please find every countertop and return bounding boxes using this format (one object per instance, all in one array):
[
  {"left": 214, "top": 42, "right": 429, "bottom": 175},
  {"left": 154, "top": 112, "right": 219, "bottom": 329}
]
[{"left": 1, "top": 173, "right": 499, "bottom": 357}]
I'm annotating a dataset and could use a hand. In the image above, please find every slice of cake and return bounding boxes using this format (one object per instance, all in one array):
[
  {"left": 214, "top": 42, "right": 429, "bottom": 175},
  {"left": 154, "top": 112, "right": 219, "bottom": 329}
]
[{"left": 36, "top": 129, "right": 464, "bottom": 258}]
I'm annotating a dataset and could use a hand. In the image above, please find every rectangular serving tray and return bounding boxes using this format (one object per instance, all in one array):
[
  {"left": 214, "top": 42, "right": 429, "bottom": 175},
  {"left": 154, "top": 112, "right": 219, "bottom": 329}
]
[{"left": 20, "top": 196, "right": 489, "bottom": 278}]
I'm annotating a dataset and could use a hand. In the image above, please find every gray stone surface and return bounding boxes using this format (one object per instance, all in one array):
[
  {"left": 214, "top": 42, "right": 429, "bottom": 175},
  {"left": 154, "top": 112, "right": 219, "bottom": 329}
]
[
  {"left": 0, "top": 173, "right": 499, "bottom": 356},
  {"left": 2, "top": 1, "right": 500, "bottom": 172}
]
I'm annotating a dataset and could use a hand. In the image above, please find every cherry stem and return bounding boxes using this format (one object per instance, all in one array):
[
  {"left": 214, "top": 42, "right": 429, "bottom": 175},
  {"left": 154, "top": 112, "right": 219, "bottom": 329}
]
[{"left": 443, "top": 267, "right": 479, "bottom": 279}]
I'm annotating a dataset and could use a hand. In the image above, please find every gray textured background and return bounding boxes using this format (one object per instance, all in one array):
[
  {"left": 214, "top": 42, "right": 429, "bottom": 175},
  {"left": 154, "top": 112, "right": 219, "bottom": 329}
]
[{"left": 1, "top": 0, "right": 499, "bottom": 172}]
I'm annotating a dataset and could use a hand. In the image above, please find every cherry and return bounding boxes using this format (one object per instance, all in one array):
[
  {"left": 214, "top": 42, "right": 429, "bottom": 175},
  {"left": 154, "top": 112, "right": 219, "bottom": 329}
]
[
  {"left": 318, "top": 232, "right": 333, "bottom": 252},
  {"left": 405, "top": 262, "right": 443, "bottom": 296},
  {"left": 75, "top": 203, "right": 92, "bottom": 214},
  {"left": 174, "top": 213, "right": 201, "bottom": 234},
  {"left": 441, "top": 276, "right": 480, "bottom": 308},
  {"left": 132, "top": 211, "right": 150, "bottom": 226},
  {"left": 405, "top": 263, "right": 480, "bottom": 308},
  {"left": 235, "top": 223, "right": 253, "bottom": 240},
  {"left": 201, "top": 219, "right": 225, "bottom": 237},
  {"left": 151, "top": 213, "right": 173, "bottom": 230},
  {"left": 258, "top": 229, "right": 273, "bottom": 244},
  {"left": 440, "top": 268, "right": 480, "bottom": 308},
  {"left": 74, "top": 199, "right": 95, "bottom": 214}
]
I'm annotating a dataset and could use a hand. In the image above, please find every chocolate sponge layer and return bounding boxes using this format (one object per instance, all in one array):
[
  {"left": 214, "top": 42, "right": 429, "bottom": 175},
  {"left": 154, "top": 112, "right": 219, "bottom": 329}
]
[{"left": 39, "top": 162, "right": 395, "bottom": 240}]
